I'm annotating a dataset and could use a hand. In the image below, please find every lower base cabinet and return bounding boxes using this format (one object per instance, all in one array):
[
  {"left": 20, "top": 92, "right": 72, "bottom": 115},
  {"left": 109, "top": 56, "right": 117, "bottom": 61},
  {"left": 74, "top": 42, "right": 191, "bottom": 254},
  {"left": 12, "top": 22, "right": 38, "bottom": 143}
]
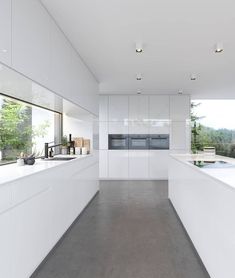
[
  {"left": 108, "top": 150, "right": 129, "bottom": 179},
  {"left": 129, "top": 151, "right": 149, "bottom": 179},
  {"left": 149, "top": 150, "right": 169, "bottom": 179},
  {"left": 103, "top": 150, "right": 169, "bottom": 180}
]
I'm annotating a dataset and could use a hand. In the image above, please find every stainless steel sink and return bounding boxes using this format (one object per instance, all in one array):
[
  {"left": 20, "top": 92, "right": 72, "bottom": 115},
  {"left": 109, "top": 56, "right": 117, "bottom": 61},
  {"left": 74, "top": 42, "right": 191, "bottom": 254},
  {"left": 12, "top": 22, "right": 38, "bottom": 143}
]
[{"left": 44, "top": 157, "right": 76, "bottom": 161}]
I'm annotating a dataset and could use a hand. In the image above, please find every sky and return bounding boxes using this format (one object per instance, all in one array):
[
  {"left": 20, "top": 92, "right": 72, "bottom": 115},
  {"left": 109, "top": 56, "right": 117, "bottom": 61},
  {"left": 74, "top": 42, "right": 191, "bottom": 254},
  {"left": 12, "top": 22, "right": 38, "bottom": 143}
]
[{"left": 192, "top": 100, "right": 235, "bottom": 130}]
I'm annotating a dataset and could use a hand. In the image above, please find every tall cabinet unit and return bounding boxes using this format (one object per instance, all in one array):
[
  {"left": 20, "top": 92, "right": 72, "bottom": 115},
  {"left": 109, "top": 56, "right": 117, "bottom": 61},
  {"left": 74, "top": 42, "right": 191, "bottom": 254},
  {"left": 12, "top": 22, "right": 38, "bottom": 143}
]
[
  {"left": 0, "top": 0, "right": 11, "bottom": 66},
  {"left": 99, "top": 94, "right": 191, "bottom": 180}
]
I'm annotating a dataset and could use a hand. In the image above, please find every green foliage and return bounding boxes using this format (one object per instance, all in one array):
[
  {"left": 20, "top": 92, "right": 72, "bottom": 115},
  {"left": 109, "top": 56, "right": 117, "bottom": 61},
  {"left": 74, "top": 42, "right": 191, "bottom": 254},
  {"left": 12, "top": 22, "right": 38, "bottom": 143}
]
[
  {"left": 0, "top": 98, "right": 50, "bottom": 158},
  {"left": 191, "top": 101, "right": 235, "bottom": 157}
]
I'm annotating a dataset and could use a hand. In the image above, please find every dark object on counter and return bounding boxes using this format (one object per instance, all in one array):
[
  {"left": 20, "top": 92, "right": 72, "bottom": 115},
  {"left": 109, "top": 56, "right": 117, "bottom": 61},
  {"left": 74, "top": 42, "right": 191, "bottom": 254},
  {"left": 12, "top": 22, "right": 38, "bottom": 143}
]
[
  {"left": 24, "top": 157, "right": 35, "bottom": 165},
  {"left": 67, "top": 133, "right": 75, "bottom": 155}
]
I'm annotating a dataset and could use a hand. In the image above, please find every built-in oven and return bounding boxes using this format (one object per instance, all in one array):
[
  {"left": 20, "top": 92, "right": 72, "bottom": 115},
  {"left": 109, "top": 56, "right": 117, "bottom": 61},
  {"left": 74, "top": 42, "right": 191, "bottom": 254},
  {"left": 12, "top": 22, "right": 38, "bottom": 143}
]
[
  {"left": 149, "top": 134, "right": 169, "bottom": 149},
  {"left": 108, "top": 134, "right": 129, "bottom": 150},
  {"left": 129, "top": 134, "right": 149, "bottom": 150}
]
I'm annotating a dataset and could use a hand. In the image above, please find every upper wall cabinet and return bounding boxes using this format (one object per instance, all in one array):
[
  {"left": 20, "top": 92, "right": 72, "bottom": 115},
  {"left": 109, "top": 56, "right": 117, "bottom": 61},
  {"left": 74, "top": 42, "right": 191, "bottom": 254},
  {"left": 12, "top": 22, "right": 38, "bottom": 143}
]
[
  {"left": 0, "top": 0, "right": 11, "bottom": 66},
  {"left": 149, "top": 95, "right": 169, "bottom": 120},
  {"left": 129, "top": 95, "right": 148, "bottom": 121},
  {"left": 99, "top": 96, "right": 108, "bottom": 121},
  {"left": 50, "top": 20, "right": 72, "bottom": 97},
  {"left": 108, "top": 95, "right": 128, "bottom": 121},
  {"left": 12, "top": 0, "right": 52, "bottom": 87},
  {"left": 170, "top": 95, "right": 190, "bottom": 121}
]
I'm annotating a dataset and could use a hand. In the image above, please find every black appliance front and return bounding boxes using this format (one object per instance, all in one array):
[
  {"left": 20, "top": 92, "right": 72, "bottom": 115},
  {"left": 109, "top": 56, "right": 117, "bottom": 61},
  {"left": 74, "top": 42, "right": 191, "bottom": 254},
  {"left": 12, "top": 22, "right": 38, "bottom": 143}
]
[
  {"left": 108, "top": 134, "right": 129, "bottom": 150},
  {"left": 149, "top": 134, "right": 169, "bottom": 149},
  {"left": 129, "top": 134, "right": 149, "bottom": 150}
]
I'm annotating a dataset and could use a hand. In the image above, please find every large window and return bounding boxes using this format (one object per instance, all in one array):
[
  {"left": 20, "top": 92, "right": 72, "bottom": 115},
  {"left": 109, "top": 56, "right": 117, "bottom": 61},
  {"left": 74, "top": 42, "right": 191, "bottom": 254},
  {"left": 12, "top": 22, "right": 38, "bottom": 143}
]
[
  {"left": 191, "top": 100, "right": 235, "bottom": 157},
  {"left": 0, "top": 94, "right": 61, "bottom": 165}
]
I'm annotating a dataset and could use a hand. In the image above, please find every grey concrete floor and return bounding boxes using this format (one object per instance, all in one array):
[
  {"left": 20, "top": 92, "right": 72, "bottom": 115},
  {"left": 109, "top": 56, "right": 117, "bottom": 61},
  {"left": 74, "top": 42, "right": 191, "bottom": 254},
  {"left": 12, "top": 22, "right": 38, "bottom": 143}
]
[{"left": 32, "top": 180, "right": 210, "bottom": 278}]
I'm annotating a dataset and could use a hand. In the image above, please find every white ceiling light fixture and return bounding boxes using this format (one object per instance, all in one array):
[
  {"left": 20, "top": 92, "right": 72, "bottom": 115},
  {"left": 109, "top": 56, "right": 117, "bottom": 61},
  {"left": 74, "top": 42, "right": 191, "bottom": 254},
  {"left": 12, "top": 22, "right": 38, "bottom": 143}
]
[
  {"left": 136, "top": 73, "right": 142, "bottom": 81},
  {"left": 137, "top": 89, "right": 142, "bottom": 94},
  {"left": 214, "top": 42, "right": 224, "bottom": 53},
  {"left": 178, "top": 90, "right": 183, "bottom": 95},
  {"left": 136, "top": 42, "right": 143, "bottom": 53},
  {"left": 190, "top": 74, "right": 197, "bottom": 81}
]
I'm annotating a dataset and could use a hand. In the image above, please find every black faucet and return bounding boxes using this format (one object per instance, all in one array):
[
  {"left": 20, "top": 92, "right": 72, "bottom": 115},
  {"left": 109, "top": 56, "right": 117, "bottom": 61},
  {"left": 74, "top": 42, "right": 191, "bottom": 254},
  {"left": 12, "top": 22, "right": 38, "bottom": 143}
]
[{"left": 44, "top": 142, "right": 62, "bottom": 158}]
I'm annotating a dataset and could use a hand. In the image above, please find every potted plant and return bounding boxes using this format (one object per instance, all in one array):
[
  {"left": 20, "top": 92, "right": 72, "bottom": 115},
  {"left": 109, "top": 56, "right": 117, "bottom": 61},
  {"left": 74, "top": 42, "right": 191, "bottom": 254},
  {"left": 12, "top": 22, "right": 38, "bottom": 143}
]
[{"left": 61, "top": 135, "right": 68, "bottom": 155}]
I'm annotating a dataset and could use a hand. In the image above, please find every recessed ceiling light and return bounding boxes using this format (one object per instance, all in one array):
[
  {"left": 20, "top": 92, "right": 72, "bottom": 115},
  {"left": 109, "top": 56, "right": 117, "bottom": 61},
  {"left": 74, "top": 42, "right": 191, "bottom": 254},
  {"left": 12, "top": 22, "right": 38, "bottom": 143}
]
[
  {"left": 136, "top": 73, "right": 142, "bottom": 81},
  {"left": 190, "top": 74, "right": 197, "bottom": 81},
  {"left": 178, "top": 90, "right": 183, "bottom": 95},
  {"left": 136, "top": 42, "right": 143, "bottom": 53},
  {"left": 215, "top": 42, "right": 223, "bottom": 53},
  {"left": 137, "top": 89, "right": 142, "bottom": 94}
]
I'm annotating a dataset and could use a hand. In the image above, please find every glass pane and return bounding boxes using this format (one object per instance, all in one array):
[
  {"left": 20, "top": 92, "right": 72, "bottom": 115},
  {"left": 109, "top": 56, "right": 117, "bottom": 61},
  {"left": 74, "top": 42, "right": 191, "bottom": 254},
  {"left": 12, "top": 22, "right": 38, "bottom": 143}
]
[
  {"left": 131, "top": 139, "right": 147, "bottom": 147},
  {"left": 0, "top": 94, "right": 61, "bottom": 165},
  {"left": 112, "top": 139, "right": 126, "bottom": 147}
]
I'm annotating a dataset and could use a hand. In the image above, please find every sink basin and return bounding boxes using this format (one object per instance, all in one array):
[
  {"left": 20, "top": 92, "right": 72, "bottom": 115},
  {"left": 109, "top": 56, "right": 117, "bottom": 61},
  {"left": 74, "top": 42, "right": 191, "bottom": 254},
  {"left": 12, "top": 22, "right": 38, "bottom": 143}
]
[{"left": 44, "top": 157, "right": 76, "bottom": 161}]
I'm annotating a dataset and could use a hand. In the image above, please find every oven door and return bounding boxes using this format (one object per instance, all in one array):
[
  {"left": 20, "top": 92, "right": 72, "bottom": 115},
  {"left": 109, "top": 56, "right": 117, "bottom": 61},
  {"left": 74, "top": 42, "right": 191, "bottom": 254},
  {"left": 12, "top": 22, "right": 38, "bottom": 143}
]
[
  {"left": 129, "top": 135, "right": 149, "bottom": 150},
  {"left": 108, "top": 134, "right": 129, "bottom": 150},
  {"left": 149, "top": 134, "right": 169, "bottom": 149}
]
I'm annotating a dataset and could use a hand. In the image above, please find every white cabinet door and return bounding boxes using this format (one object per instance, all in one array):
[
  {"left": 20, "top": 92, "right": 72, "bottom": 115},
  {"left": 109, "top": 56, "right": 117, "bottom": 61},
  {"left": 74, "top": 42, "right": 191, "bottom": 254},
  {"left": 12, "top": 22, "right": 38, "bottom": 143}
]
[
  {"left": 50, "top": 20, "right": 72, "bottom": 96},
  {"left": 0, "top": 211, "right": 13, "bottom": 278},
  {"left": 149, "top": 150, "right": 169, "bottom": 179},
  {"left": 99, "top": 150, "right": 108, "bottom": 178},
  {"left": 129, "top": 121, "right": 149, "bottom": 134},
  {"left": 170, "top": 95, "right": 190, "bottom": 121},
  {"left": 149, "top": 95, "right": 169, "bottom": 120},
  {"left": 129, "top": 95, "right": 148, "bottom": 121},
  {"left": 170, "top": 121, "right": 191, "bottom": 151},
  {"left": 108, "top": 150, "right": 128, "bottom": 179},
  {"left": 11, "top": 189, "right": 52, "bottom": 278},
  {"left": 108, "top": 96, "right": 128, "bottom": 121},
  {"left": 12, "top": 0, "right": 51, "bottom": 86},
  {"left": 99, "top": 122, "right": 108, "bottom": 149},
  {"left": 0, "top": 0, "right": 11, "bottom": 65},
  {"left": 99, "top": 96, "right": 108, "bottom": 121},
  {"left": 108, "top": 121, "right": 128, "bottom": 134},
  {"left": 129, "top": 150, "right": 149, "bottom": 179},
  {"left": 149, "top": 120, "right": 170, "bottom": 134}
]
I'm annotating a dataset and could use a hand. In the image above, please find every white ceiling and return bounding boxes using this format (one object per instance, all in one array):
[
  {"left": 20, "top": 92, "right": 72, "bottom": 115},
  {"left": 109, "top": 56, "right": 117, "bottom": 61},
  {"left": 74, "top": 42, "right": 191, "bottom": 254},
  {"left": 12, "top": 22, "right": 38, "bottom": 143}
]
[{"left": 41, "top": 0, "right": 235, "bottom": 98}]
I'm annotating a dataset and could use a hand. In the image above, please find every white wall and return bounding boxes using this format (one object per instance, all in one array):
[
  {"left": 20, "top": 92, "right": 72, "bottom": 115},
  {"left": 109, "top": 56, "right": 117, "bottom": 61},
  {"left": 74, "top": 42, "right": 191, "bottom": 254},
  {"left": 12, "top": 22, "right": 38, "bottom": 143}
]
[{"left": 0, "top": 0, "right": 98, "bottom": 115}]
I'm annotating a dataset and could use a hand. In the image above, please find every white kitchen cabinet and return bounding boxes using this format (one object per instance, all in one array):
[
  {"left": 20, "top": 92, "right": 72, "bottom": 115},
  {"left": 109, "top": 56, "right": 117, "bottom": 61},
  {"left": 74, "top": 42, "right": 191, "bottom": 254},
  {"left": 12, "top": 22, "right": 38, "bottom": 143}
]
[
  {"left": 12, "top": 0, "right": 52, "bottom": 87},
  {"left": 50, "top": 20, "right": 72, "bottom": 96},
  {"left": 108, "top": 121, "right": 128, "bottom": 134},
  {"left": 0, "top": 0, "right": 11, "bottom": 66},
  {"left": 99, "top": 150, "right": 108, "bottom": 178},
  {"left": 129, "top": 121, "right": 149, "bottom": 134},
  {"left": 108, "top": 95, "right": 128, "bottom": 121},
  {"left": 99, "top": 122, "right": 108, "bottom": 149},
  {"left": 11, "top": 188, "right": 52, "bottom": 278},
  {"left": 149, "top": 95, "right": 169, "bottom": 120},
  {"left": 170, "top": 121, "right": 191, "bottom": 151},
  {"left": 108, "top": 150, "right": 129, "bottom": 179},
  {"left": 129, "top": 95, "right": 148, "bottom": 121},
  {"left": 99, "top": 96, "right": 108, "bottom": 121},
  {"left": 129, "top": 150, "right": 149, "bottom": 179},
  {"left": 149, "top": 120, "right": 170, "bottom": 134},
  {"left": 170, "top": 95, "right": 190, "bottom": 121},
  {"left": 149, "top": 150, "right": 169, "bottom": 179}
]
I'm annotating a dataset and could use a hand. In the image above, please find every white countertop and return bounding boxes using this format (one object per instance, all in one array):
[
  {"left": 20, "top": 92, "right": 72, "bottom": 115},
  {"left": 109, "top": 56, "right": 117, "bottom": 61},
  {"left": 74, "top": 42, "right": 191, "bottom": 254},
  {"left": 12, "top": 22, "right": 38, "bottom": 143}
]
[
  {"left": 171, "top": 153, "right": 235, "bottom": 190},
  {"left": 0, "top": 155, "right": 92, "bottom": 186}
]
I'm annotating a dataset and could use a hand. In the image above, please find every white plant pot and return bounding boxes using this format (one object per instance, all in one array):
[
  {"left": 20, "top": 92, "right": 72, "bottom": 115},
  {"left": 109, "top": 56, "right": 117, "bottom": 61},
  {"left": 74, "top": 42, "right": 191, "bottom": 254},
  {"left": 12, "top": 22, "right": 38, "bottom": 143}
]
[{"left": 61, "top": 147, "right": 68, "bottom": 155}]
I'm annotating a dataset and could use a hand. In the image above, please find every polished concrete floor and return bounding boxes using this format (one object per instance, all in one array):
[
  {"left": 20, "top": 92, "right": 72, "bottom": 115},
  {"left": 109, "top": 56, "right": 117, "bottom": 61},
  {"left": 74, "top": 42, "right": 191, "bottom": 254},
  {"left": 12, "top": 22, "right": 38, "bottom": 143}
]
[{"left": 32, "top": 180, "right": 210, "bottom": 278}]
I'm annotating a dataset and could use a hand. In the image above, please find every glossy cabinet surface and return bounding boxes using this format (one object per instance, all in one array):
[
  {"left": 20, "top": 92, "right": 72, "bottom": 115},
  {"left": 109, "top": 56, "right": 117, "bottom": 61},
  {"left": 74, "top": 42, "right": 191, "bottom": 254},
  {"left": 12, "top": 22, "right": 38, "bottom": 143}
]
[
  {"left": 99, "top": 150, "right": 108, "bottom": 178},
  {"left": 129, "top": 95, "right": 148, "bottom": 121},
  {"left": 108, "top": 121, "right": 128, "bottom": 134},
  {"left": 170, "top": 121, "right": 190, "bottom": 151},
  {"left": 0, "top": 0, "right": 11, "bottom": 66},
  {"left": 108, "top": 96, "right": 128, "bottom": 121},
  {"left": 149, "top": 150, "right": 169, "bottom": 179},
  {"left": 108, "top": 150, "right": 129, "bottom": 178},
  {"left": 12, "top": 0, "right": 52, "bottom": 86},
  {"left": 170, "top": 95, "right": 190, "bottom": 121},
  {"left": 129, "top": 150, "right": 149, "bottom": 179},
  {"left": 99, "top": 122, "right": 108, "bottom": 149},
  {"left": 149, "top": 95, "right": 169, "bottom": 120},
  {"left": 99, "top": 96, "right": 108, "bottom": 121}
]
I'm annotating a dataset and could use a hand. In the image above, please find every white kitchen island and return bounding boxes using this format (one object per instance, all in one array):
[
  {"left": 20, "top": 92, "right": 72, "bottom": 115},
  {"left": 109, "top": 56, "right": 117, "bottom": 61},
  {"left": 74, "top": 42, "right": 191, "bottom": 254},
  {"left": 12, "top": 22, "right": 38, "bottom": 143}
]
[
  {"left": 0, "top": 154, "right": 99, "bottom": 278},
  {"left": 169, "top": 154, "right": 235, "bottom": 278}
]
